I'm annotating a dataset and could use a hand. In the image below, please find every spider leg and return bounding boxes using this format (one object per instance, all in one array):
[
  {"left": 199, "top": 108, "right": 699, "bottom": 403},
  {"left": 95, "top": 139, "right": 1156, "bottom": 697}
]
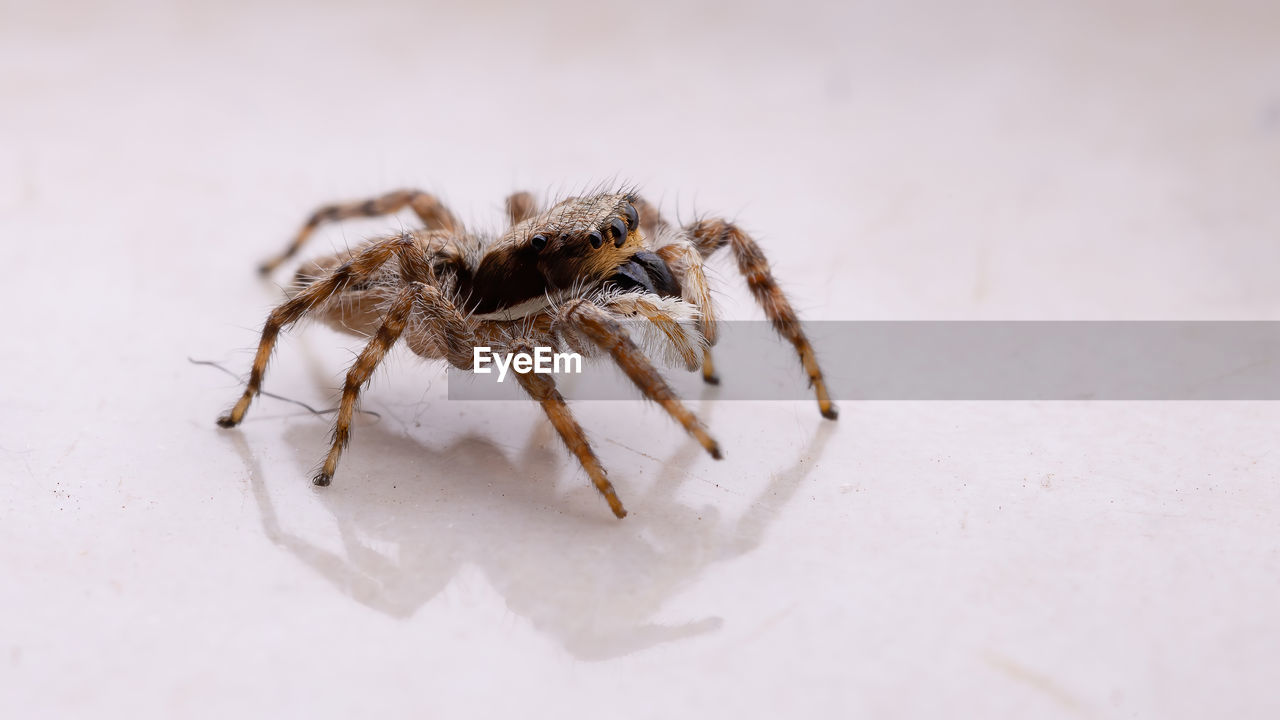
[
  {"left": 687, "top": 218, "right": 838, "bottom": 420},
  {"left": 654, "top": 239, "right": 719, "bottom": 382},
  {"left": 699, "top": 349, "right": 720, "bottom": 385},
  {"left": 313, "top": 282, "right": 419, "bottom": 486},
  {"left": 504, "top": 191, "right": 541, "bottom": 226},
  {"left": 259, "top": 189, "right": 460, "bottom": 275},
  {"left": 639, "top": 201, "right": 721, "bottom": 383},
  {"left": 217, "top": 233, "right": 431, "bottom": 428},
  {"left": 595, "top": 292, "right": 704, "bottom": 371},
  {"left": 509, "top": 341, "right": 627, "bottom": 519},
  {"left": 557, "top": 299, "right": 722, "bottom": 459},
  {"left": 316, "top": 278, "right": 480, "bottom": 486}
]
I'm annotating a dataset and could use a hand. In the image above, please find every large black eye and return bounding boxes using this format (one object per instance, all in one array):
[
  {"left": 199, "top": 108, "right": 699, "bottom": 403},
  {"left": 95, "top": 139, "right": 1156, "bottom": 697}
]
[
  {"left": 531, "top": 234, "right": 547, "bottom": 251},
  {"left": 609, "top": 218, "right": 628, "bottom": 247},
  {"left": 587, "top": 229, "right": 603, "bottom": 249},
  {"left": 622, "top": 203, "right": 639, "bottom": 231}
]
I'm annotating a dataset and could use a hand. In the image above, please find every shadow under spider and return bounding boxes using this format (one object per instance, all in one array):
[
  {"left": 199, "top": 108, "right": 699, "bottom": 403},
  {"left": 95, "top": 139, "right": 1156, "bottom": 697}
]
[{"left": 223, "top": 400, "right": 836, "bottom": 662}]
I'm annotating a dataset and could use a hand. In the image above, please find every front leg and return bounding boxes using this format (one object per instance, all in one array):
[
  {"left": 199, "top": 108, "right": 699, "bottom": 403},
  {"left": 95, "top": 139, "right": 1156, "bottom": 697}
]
[
  {"left": 686, "top": 218, "right": 838, "bottom": 420},
  {"left": 699, "top": 348, "right": 720, "bottom": 385},
  {"left": 510, "top": 340, "right": 627, "bottom": 519},
  {"left": 557, "top": 299, "right": 721, "bottom": 459},
  {"left": 594, "top": 291, "right": 704, "bottom": 371},
  {"left": 638, "top": 200, "right": 720, "bottom": 382},
  {"left": 655, "top": 239, "right": 718, "bottom": 344}
]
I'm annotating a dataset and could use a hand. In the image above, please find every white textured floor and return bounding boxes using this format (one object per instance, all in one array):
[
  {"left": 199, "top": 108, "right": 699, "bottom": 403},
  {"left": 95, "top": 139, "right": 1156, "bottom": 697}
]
[{"left": 3, "top": 1, "right": 1280, "bottom": 717}]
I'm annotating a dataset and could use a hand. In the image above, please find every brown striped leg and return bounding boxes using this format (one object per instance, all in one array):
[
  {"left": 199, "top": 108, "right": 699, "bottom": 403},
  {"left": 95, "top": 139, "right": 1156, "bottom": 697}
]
[
  {"left": 655, "top": 238, "right": 720, "bottom": 384},
  {"left": 655, "top": 240, "right": 718, "bottom": 343},
  {"left": 405, "top": 286, "right": 484, "bottom": 371},
  {"left": 315, "top": 279, "right": 478, "bottom": 485},
  {"left": 700, "top": 349, "right": 720, "bottom": 385},
  {"left": 216, "top": 234, "right": 430, "bottom": 428},
  {"left": 511, "top": 349, "right": 627, "bottom": 519},
  {"left": 314, "top": 284, "right": 418, "bottom": 486},
  {"left": 504, "top": 191, "right": 540, "bottom": 226},
  {"left": 259, "top": 189, "right": 460, "bottom": 275},
  {"left": 687, "top": 218, "right": 838, "bottom": 420},
  {"left": 644, "top": 206, "right": 723, "bottom": 385},
  {"left": 595, "top": 293, "right": 702, "bottom": 371},
  {"left": 558, "top": 299, "right": 722, "bottom": 459}
]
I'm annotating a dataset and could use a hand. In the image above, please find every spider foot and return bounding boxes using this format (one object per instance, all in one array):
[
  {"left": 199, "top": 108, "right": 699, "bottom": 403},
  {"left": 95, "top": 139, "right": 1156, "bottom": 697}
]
[{"left": 312, "top": 472, "right": 332, "bottom": 487}]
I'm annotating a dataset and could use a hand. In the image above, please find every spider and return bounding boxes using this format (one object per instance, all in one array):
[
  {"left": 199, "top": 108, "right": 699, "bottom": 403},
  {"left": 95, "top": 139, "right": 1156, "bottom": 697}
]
[{"left": 216, "top": 187, "right": 837, "bottom": 518}]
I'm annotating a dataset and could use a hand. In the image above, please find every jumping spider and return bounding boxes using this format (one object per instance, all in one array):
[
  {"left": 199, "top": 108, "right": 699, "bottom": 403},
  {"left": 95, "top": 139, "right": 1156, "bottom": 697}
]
[{"left": 217, "top": 187, "right": 837, "bottom": 518}]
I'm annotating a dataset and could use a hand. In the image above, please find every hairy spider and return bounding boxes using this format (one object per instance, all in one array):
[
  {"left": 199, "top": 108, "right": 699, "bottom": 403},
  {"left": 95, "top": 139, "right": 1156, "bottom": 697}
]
[{"left": 217, "top": 187, "right": 837, "bottom": 518}]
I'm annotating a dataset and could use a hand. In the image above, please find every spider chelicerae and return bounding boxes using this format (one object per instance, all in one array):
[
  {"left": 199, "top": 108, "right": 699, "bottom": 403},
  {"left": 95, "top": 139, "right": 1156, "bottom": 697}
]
[{"left": 217, "top": 186, "right": 837, "bottom": 518}]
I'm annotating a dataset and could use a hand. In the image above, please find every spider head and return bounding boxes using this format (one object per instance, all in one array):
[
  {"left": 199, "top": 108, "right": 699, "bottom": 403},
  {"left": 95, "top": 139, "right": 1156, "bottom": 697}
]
[{"left": 469, "top": 192, "right": 677, "bottom": 316}]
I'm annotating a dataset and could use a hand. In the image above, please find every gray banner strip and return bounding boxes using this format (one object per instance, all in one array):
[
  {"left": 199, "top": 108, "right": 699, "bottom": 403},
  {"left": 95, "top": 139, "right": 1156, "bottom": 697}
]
[{"left": 446, "top": 322, "right": 1280, "bottom": 401}]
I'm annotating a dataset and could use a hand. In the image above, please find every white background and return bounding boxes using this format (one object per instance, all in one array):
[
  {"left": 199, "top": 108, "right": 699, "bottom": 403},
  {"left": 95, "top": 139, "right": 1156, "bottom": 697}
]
[{"left": 3, "top": 0, "right": 1280, "bottom": 717}]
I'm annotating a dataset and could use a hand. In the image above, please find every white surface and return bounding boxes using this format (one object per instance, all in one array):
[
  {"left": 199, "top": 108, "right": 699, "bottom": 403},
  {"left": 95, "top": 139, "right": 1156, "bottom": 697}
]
[{"left": 3, "top": 0, "right": 1280, "bottom": 717}]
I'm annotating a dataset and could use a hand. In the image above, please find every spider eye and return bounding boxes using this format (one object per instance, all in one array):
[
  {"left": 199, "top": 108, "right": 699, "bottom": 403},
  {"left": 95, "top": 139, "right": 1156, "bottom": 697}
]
[
  {"left": 531, "top": 234, "right": 547, "bottom": 251},
  {"left": 587, "top": 229, "right": 603, "bottom": 249},
  {"left": 609, "top": 218, "right": 628, "bottom": 247},
  {"left": 622, "top": 203, "right": 639, "bottom": 231}
]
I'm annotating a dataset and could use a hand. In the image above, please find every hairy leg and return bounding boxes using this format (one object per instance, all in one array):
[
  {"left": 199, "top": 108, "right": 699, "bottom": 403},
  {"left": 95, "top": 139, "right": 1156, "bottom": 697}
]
[
  {"left": 511, "top": 343, "right": 627, "bottom": 519},
  {"left": 655, "top": 239, "right": 718, "bottom": 343},
  {"left": 646, "top": 204, "right": 721, "bottom": 383},
  {"left": 596, "top": 292, "right": 704, "bottom": 371},
  {"left": 558, "top": 299, "right": 721, "bottom": 458},
  {"left": 687, "top": 218, "right": 838, "bottom": 419},
  {"left": 400, "top": 281, "right": 483, "bottom": 370},
  {"left": 314, "top": 283, "right": 419, "bottom": 486},
  {"left": 505, "top": 191, "right": 540, "bottom": 226},
  {"left": 217, "top": 234, "right": 431, "bottom": 428},
  {"left": 700, "top": 349, "right": 719, "bottom": 385},
  {"left": 260, "top": 189, "right": 460, "bottom": 275}
]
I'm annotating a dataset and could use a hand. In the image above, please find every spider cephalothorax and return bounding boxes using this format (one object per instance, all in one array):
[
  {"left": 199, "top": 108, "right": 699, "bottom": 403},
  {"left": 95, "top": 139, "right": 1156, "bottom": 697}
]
[
  {"left": 465, "top": 193, "right": 667, "bottom": 316},
  {"left": 219, "top": 186, "right": 836, "bottom": 519}
]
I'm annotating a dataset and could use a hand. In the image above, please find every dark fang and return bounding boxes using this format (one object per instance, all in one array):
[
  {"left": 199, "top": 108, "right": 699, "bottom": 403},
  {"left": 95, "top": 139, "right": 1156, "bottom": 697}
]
[
  {"left": 531, "top": 234, "right": 547, "bottom": 251},
  {"left": 605, "top": 250, "right": 680, "bottom": 297},
  {"left": 623, "top": 203, "right": 638, "bottom": 230},
  {"left": 610, "top": 218, "right": 627, "bottom": 247},
  {"left": 588, "top": 230, "right": 603, "bottom": 249}
]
